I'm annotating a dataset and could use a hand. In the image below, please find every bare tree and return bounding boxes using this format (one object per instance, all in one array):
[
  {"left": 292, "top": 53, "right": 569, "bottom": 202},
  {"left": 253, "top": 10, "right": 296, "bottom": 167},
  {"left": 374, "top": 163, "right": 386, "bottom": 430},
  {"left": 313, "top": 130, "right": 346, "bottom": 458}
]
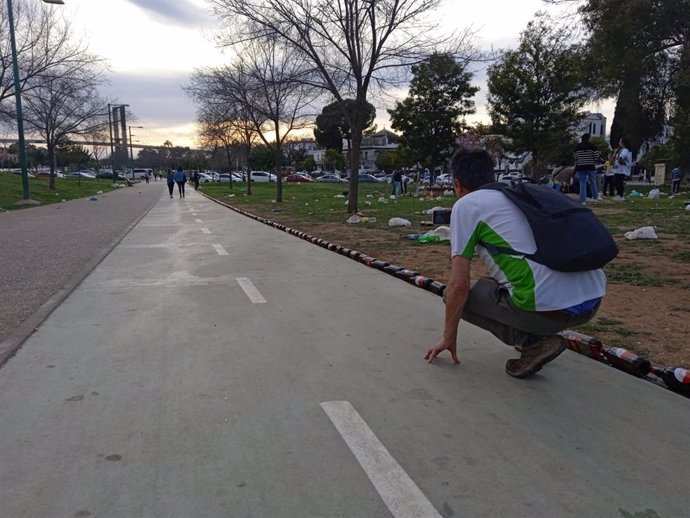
[
  {"left": 0, "top": 0, "right": 105, "bottom": 124},
  {"left": 188, "top": 73, "right": 259, "bottom": 194},
  {"left": 22, "top": 67, "right": 109, "bottom": 189},
  {"left": 80, "top": 115, "right": 110, "bottom": 169},
  {"left": 210, "top": 0, "right": 477, "bottom": 212},
  {"left": 195, "top": 102, "right": 257, "bottom": 191},
  {"left": 188, "top": 36, "right": 316, "bottom": 201}
]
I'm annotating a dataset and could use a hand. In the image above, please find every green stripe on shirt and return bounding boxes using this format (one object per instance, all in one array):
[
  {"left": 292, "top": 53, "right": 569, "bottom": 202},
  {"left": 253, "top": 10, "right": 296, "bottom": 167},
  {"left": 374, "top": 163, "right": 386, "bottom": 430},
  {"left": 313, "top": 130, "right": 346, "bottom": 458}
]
[{"left": 461, "top": 221, "right": 537, "bottom": 311}]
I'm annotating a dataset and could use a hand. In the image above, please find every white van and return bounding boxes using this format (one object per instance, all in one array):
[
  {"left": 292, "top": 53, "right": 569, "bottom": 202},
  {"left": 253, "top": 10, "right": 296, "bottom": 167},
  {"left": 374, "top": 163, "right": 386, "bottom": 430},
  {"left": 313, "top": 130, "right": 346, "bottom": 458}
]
[{"left": 131, "top": 168, "right": 153, "bottom": 180}]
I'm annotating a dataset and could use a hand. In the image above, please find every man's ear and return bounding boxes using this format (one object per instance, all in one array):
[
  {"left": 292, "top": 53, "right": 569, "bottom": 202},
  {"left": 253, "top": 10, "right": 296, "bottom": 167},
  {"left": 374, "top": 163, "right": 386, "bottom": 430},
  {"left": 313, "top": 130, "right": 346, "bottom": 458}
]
[{"left": 454, "top": 178, "right": 469, "bottom": 197}]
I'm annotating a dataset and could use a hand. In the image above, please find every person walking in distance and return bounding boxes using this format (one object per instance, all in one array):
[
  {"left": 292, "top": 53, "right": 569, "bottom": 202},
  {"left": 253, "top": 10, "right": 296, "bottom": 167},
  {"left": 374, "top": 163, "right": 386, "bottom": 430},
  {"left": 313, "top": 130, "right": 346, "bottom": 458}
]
[
  {"left": 574, "top": 133, "right": 600, "bottom": 205},
  {"left": 173, "top": 167, "right": 186, "bottom": 198},
  {"left": 193, "top": 171, "right": 200, "bottom": 191},
  {"left": 425, "top": 148, "right": 606, "bottom": 378},
  {"left": 166, "top": 169, "right": 175, "bottom": 198},
  {"left": 671, "top": 165, "right": 682, "bottom": 194},
  {"left": 612, "top": 137, "right": 632, "bottom": 200}
]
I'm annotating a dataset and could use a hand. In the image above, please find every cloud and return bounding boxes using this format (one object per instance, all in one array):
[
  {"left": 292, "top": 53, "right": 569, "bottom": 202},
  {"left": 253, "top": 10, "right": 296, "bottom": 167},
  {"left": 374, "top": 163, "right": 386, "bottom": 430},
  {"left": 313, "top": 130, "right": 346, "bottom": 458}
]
[{"left": 124, "top": 0, "right": 205, "bottom": 29}]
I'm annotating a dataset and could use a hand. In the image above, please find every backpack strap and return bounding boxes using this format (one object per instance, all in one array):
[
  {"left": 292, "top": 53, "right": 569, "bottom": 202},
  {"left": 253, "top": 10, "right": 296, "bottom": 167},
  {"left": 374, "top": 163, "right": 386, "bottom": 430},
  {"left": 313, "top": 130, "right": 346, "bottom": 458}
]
[{"left": 476, "top": 182, "right": 530, "bottom": 259}]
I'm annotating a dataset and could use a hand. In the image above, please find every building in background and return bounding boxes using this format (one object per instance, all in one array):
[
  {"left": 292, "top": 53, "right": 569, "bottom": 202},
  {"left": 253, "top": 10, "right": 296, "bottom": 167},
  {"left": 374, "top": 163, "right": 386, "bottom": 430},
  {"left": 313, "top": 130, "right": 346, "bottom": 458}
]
[
  {"left": 575, "top": 112, "right": 607, "bottom": 140},
  {"left": 342, "top": 128, "right": 400, "bottom": 172}
]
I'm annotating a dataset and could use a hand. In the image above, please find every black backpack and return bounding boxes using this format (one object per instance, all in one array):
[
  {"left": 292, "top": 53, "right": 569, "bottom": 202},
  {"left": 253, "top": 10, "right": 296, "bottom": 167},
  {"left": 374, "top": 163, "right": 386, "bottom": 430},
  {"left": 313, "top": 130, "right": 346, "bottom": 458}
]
[{"left": 479, "top": 182, "right": 618, "bottom": 272}]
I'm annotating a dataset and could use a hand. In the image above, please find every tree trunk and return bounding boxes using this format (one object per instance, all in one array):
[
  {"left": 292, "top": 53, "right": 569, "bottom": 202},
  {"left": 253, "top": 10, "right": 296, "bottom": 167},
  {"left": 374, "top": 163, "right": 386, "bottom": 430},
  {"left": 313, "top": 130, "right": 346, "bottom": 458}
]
[
  {"left": 348, "top": 130, "right": 363, "bottom": 213},
  {"left": 246, "top": 143, "right": 252, "bottom": 195},
  {"left": 274, "top": 145, "right": 283, "bottom": 203},
  {"left": 48, "top": 142, "right": 56, "bottom": 190},
  {"left": 225, "top": 146, "right": 233, "bottom": 190},
  {"left": 672, "top": 42, "right": 690, "bottom": 169},
  {"left": 610, "top": 69, "right": 649, "bottom": 158}
]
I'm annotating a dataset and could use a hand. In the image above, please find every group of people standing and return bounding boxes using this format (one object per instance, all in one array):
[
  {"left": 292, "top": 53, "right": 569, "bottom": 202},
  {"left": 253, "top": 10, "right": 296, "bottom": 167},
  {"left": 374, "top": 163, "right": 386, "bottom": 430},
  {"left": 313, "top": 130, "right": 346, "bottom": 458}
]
[
  {"left": 602, "top": 137, "right": 633, "bottom": 200},
  {"left": 573, "top": 133, "right": 632, "bottom": 203}
]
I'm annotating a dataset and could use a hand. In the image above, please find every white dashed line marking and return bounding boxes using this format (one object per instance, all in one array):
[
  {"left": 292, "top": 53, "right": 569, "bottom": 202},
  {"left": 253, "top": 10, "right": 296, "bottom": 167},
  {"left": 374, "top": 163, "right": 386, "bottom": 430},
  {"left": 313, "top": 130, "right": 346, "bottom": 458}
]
[
  {"left": 195, "top": 219, "right": 203, "bottom": 223},
  {"left": 236, "top": 277, "right": 267, "bottom": 304},
  {"left": 320, "top": 401, "right": 442, "bottom": 518},
  {"left": 201, "top": 228, "right": 211, "bottom": 234},
  {"left": 212, "top": 244, "right": 228, "bottom": 256}
]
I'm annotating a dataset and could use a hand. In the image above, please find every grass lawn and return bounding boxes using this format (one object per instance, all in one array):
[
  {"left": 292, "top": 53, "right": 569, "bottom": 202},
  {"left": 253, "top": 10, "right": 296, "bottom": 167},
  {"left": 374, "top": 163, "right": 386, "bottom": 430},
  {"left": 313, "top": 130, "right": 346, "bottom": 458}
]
[
  {"left": 201, "top": 181, "right": 456, "bottom": 230},
  {"left": 0, "top": 174, "right": 119, "bottom": 211},
  {"left": 201, "top": 181, "right": 690, "bottom": 257}
]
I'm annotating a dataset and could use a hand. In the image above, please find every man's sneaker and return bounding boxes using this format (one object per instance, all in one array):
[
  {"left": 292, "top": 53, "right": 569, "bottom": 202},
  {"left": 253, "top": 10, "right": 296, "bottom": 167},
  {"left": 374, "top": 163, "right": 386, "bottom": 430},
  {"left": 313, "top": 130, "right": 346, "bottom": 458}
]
[{"left": 505, "top": 336, "right": 567, "bottom": 379}]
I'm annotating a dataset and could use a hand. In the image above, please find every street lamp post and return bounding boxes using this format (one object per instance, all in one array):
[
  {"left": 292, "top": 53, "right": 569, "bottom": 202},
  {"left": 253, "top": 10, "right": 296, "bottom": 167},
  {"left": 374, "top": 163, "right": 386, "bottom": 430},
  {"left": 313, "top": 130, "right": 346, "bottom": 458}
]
[
  {"left": 128, "top": 126, "right": 143, "bottom": 176},
  {"left": 107, "top": 104, "right": 115, "bottom": 180},
  {"left": 7, "top": 0, "right": 64, "bottom": 203}
]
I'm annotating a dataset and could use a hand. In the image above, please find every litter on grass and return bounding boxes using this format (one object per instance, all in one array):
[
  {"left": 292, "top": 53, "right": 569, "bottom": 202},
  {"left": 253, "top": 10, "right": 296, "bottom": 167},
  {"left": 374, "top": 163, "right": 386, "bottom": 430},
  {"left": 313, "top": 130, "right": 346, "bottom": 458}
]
[
  {"left": 388, "top": 217, "right": 411, "bottom": 227},
  {"left": 624, "top": 226, "right": 658, "bottom": 240},
  {"left": 418, "top": 226, "right": 450, "bottom": 242},
  {"left": 648, "top": 188, "right": 660, "bottom": 199}
]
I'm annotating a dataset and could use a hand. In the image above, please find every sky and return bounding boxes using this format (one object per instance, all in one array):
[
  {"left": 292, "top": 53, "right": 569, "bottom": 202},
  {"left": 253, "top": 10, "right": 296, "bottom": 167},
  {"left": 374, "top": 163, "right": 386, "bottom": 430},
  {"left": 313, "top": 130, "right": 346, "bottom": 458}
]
[{"left": 53, "top": 0, "right": 612, "bottom": 148}]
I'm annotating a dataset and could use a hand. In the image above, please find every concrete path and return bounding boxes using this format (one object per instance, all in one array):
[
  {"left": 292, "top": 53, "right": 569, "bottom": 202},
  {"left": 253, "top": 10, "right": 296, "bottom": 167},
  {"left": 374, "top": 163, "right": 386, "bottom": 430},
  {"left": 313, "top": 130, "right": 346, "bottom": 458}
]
[{"left": 0, "top": 188, "right": 688, "bottom": 518}]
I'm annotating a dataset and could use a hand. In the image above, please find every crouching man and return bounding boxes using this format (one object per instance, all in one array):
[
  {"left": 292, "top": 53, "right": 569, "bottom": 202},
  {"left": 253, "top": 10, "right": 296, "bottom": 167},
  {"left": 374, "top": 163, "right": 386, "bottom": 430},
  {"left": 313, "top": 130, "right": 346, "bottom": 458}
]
[{"left": 425, "top": 149, "right": 606, "bottom": 378}]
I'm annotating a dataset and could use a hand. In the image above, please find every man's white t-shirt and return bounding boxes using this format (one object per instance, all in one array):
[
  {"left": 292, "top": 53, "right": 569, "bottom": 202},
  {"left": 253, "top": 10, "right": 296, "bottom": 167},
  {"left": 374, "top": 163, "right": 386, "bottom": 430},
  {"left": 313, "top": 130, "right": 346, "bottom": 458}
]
[
  {"left": 615, "top": 148, "right": 632, "bottom": 176},
  {"left": 450, "top": 189, "right": 607, "bottom": 312}
]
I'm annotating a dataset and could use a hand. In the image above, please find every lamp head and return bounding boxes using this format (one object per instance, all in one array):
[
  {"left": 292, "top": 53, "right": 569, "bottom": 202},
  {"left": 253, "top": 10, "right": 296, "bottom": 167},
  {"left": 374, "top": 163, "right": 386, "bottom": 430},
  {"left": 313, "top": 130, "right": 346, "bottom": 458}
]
[{"left": 42, "top": 0, "right": 65, "bottom": 4}]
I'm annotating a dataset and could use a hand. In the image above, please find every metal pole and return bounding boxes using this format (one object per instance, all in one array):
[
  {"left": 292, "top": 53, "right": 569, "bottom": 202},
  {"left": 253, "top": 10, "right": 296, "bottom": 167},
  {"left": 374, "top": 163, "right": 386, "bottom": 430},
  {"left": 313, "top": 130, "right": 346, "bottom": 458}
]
[
  {"left": 119, "top": 106, "right": 128, "bottom": 177},
  {"left": 108, "top": 104, "right": 116, "bottom": 180},
  {"left": 128, "top": 126, "right": 134, "bottom": 171},
  {"left": 6, "top": 0, "right": 30, "bottom": 200}
]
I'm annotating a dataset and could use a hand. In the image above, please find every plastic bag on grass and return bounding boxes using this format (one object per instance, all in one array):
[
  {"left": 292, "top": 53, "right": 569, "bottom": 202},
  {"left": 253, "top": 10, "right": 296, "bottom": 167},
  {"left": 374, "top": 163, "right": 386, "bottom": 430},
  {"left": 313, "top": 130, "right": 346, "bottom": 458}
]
[
  {"left": 418, "top": 226, "right": 450, "bottom": 243},
  {"left": 624, "top": 226, "right": 658, "bottom": 240},
  {"left": 388, "top": 217, "right": 411, "bottom": 227}
]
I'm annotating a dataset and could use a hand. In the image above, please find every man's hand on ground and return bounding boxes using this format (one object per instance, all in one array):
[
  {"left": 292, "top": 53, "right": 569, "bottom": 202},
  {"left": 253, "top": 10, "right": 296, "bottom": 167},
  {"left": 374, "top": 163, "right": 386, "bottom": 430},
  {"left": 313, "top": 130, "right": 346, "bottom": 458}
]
[{"left": 425, "top": 339, "right": 460, "bottom": 364}]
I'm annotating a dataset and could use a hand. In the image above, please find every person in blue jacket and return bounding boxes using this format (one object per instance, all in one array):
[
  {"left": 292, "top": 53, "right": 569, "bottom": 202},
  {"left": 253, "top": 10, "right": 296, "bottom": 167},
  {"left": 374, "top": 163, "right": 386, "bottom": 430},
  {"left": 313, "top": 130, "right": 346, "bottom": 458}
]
[
  {"left": 166, "top": 169, "right": 175, "bottom": 198},
  {"left": 173, "top": 167, "right": 186, "bottom": 198}
]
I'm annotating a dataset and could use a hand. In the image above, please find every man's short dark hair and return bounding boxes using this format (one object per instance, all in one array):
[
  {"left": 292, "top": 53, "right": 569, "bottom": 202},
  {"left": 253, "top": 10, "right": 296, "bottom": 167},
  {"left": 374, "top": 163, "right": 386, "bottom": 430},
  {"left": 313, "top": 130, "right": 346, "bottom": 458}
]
[
  {"left": 581, "top": 133, "right": 591, "bottom": 141},
  {"left": 450, "top": 148, "right": 495, "bottom": 191}
]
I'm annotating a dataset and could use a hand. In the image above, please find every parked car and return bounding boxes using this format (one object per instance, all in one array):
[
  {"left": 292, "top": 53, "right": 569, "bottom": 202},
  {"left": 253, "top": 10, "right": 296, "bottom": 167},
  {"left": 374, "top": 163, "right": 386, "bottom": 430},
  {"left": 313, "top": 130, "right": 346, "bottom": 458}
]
[
  {"left": 219, "top": 172, "right": 247, "bottom": 182},
  {"left": 316, "top": 174, "right": 345, "bottom": 183},
  {"left": 434, "top": 173, "right": 453, "bottom": 186},
  {"left": 249, "top": 171, "right": 277, "bottom": 182},
  {"left": 357, "top": 173, "right": 382, "bottom": 183},
  {"left": 286, "top": 173, "right": 314, "bottom": 183},
  {"left": 197, "top": 172, "right": 214, "bottom": 183},
  {"left": 96, "top": 172, "right": 117, "bottom": 179},
  {"left": 498, "top": 173, "right": 533, "bottom": 185},
  {"left": 63, "top": 171, "right": 96, "bottom": 179}
]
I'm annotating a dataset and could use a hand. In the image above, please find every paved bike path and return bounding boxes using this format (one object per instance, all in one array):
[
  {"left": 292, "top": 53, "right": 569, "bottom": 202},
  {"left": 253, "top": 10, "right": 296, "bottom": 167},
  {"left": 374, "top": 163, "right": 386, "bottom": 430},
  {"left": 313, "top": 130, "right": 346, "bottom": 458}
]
[{"left": 0, "top": 188, "right": 687, "bottom": 517}]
